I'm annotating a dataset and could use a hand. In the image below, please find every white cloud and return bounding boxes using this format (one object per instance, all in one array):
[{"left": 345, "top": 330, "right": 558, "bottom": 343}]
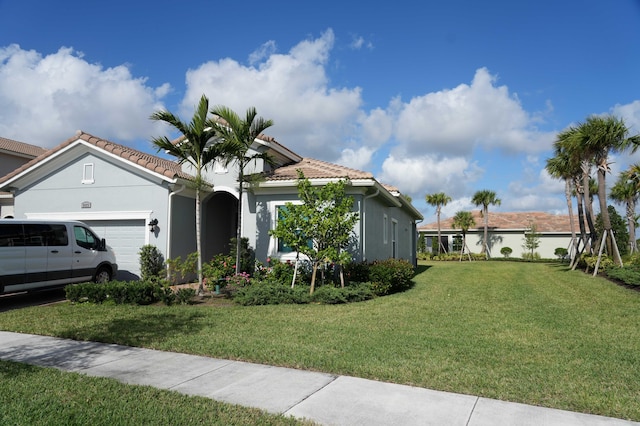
[
  {"left": 0, "top": 44, "right": 169, "bottom": 148},
  {"left": 182, "top": 29, "right": 363, "bottom": 161},
  {"left": 337, "top": 146, "right": 375, "bottom": 171},
  {"left": 392, "top": 68, "right": 556, "bottom": 158},
  {"left": 611, "top": 100, "right": 640, "bottom": 133},
  {"left": 379, "top": 154, "right": 483, "bottom": 198}
]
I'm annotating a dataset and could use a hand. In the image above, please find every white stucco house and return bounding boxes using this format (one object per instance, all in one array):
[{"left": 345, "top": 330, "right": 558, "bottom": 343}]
[
  {"left": 419, "top": 211, "right": 576, "bottom": 259},
  {"left": 0, "top": 131, "right": 422, "bottom": 279}
]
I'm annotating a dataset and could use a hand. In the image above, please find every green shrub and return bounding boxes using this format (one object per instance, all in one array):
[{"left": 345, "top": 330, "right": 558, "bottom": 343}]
[
  {"left": 522, "top": 252, "right": 541, "bottom": 261},
  {"left": 500, "top": 247, "right": 513, "bottom": 258},
  {"left": 344, "top": 262, "right": 370, "bottom": 283},
  {"left": 65, "top": 281, "right": 159, "bottom": 305},
  {"left": 605, "top": 266, "right": 640, "bottom": 286},
  {"left": 157, "top": 285, "right": 177, "bottom": 305},
  {"left": 175, "top": 287, "right": 196, "bottom": 304},
  {"left": 368, "top": 258, "right": 414, "bottom": 296},
  {"left": 554, "top": 247, "right": 569, "bottom": 260},
  {"left": 229, "top": 237, "right": 255, "bottom": 275},
  {"left": 166, "top": 252, "right": 198, "bottom": 284},
  {"left": 139, "top": 245, "right": 165, "bottom": 281},
  {"left": 579, "top": 254, "right": 614, "bottom": 272},
  {"left": 202, "top": 254, "right": 236, "bottom": 284},
  {"left": 233, "top": 282, "right": 311, "bottom": 305}
]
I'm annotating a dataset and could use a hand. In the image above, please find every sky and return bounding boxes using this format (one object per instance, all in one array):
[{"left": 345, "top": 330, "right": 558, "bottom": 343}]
[{"left": 1, "top": 0, "right": 639, "bottom": 224}]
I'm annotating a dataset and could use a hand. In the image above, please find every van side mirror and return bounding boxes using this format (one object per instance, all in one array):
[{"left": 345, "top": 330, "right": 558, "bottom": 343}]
[{"left": 100, "top": 238, "right": 107, "bottom": 251}]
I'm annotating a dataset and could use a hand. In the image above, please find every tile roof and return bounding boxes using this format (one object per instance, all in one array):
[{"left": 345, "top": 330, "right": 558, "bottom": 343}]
[
  {"left": 0, "top": 136, "right": 47, "bottom": 158},
  {"left": 0, "top": 131, "right": 194, "bottom": 186},
  {"left": 264, "top": 157, "right": 374, "bottom": 181},
  {"left": 419, "top": 211, "right": 577, "bottom": 233}
]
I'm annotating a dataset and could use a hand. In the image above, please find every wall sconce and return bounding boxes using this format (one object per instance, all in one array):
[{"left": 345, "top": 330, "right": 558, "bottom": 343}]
[{"left": 148, "top": 218, "right": 158, "bottom": 233}]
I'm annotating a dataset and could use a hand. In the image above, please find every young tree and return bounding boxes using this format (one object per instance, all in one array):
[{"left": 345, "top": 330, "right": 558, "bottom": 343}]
[
  {"left": 425, "top": 192, "right": 452, "bottom": 255},
  {"left": 471, "top": 189, "right": 501, "bottom": 258},
  {"left": 210, "top": 106, "right": 274, "bottom": 276},
  {"left": 452, "top": 211, "right": 475, "bottom": 261},
  {"left": 150, "top": 94, "right": 224, "bottom": 295},
  {"left": 522, "top": 222, "right": 541, "bottom": 260},
  {"left": 270, "top": 171, "right": 359, "bottom": 294}
]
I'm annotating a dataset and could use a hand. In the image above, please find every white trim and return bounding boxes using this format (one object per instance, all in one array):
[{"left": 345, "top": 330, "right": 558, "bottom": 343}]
[
  {"left": 213, "top": 186, "right": 239, "bottom": 199},
  {"left": 25, "top": 210, "right": 153, "bottom": 221}
]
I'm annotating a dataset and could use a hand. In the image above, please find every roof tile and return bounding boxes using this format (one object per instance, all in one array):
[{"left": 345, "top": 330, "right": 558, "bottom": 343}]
[{"left": 419, "top": 211, "right": 577, "bottom": 233}]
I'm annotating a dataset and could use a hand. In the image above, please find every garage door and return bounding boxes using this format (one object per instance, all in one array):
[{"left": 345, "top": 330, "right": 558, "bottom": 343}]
[{"left": 83, "top": 219, "right": 146, "bottom": 280}]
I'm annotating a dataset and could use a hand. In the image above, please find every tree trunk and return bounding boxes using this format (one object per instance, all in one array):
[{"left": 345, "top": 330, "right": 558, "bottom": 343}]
[
  {"left": 564, "top": 180, "right": 578, "bottom": 261},
  {"left": 436, "top": 206, "right": 442, "bottom": 256},
  {"left": 483, "top": 208, "right": 489, "bottom": 259},
  {"left": 571, "top": 177, "right": 587, "bottom": 269},
  {"left": 235, "top": 165, "right": 244, "bottom": 275},
  {"left": 597, "top": 164, "right": 622, "bottom": 266},
  {"left": 627, "top": 200, "right": 637, "bottom": 254},
  {"left": 310, "top": 261, "right": 319, "bottom": 294},
  {"left": 582, "top": 161, "right": 596, "bottom": 253},
  {"left": 196, "top": 188, "right": 204, "bottom": 295}
]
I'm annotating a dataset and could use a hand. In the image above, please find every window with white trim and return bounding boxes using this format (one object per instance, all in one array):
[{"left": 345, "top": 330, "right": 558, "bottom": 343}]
[{"left": 82, "top": 163, "right": 94, "bottom": 184}]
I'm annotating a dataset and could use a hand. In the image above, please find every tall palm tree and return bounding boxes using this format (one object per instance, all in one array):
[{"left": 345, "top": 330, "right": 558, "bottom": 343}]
[
  {"left": 452, "top": 211, "right": 475, "bottom": 261},
  {"left": 425, "top": 192, "right": 452, "bottom": 255},
  {"left": 546, "top": 140, "right": 580, "bottom": 263},
  {"left": 210, "top": 106, "right": 274, "bottom": 275},
  {"left": 576, "top": 115, "right": 639, "bottom": 266},
  {"left": 150, "top": 94, "right": 225, "bottom": 295},
  {"left": 615, "top": 163, "right": 640, "bottom": 254},
  {"left": 471, "top": 189, "right": 501, "bottom": 258}
]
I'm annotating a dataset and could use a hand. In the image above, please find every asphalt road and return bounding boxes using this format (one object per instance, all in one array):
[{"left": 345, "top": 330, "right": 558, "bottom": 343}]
[{"left": 0, "top": 287, "right": 67, "bottom": 312}]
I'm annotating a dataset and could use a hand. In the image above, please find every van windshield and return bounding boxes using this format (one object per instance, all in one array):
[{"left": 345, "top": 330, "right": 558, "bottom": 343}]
[{"left": 74, "top": 226, "right": 99, "bottom": 250}]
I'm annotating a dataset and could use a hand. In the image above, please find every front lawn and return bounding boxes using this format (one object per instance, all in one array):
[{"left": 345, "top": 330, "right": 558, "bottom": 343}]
[{"left": 1, "top": 261, "right": 639, "bottom": 421}]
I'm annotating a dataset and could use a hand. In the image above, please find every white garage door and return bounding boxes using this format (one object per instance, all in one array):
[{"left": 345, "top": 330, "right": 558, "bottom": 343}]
[{"left": 83, "top": 219, "right": 146, "bottom": 280}]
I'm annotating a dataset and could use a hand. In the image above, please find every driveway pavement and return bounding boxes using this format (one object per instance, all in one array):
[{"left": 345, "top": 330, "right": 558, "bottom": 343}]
[{"left": 0, "top": 331, "right": 637, "bottom": 426}]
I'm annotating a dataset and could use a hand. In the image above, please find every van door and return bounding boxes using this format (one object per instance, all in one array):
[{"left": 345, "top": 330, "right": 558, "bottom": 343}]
[
  {"left": 71, "top": 224, "right": 103, "bottom": 282},
  {"left": 23, "top": 224, "right": 55, "bottom": 287},
  {"left": 43, "top": 224, "right": 73, "bottom": 284},
  {"left": 0, "top": 223, "right": 27, "bottom": 292}
]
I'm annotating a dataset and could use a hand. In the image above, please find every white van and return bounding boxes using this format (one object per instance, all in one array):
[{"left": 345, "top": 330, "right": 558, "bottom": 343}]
[{"left": 0, "top": 219, "right": 118, "bottom": 294}]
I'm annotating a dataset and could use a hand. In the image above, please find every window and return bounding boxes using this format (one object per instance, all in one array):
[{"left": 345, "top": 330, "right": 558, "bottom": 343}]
[
  {"left": 275, "top": 205, "right": 312, "bottom": 253},
  {"left": 74, "top": 225, "right": 99, "bottom": 250},
  {"left": 383, "top": 214, "right": 388, "bottom": 244},
  {"left": 0, "top": 224, "right": 24, "bottom": 247},
  {"left": 392, "top": 219, "right": 398, "bottom": 258},
  {"left": 82, "top": 163, "right": 94, "bottom": 184}
]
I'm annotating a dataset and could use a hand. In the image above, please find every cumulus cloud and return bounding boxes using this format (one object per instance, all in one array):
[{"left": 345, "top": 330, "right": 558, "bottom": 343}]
[
  {"left": 611, "top": 100, "right": 640, "bottom": 133},
  {"left": 0, "top": 44, "right": 169, "bottom": 148},
  {"left": 182, "top": 29, "right": 363, "bottom": 161},
  {"left": 392, "top": 68, "right": 556, "bottom": 158}
]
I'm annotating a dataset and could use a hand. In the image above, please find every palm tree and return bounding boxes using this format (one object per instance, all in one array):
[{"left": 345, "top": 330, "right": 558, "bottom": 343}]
[
  {"left": 471, "top": 189, "right": 501, "bottom": 258},
  {"left": 210, "top": 106, "right": 274, "bottom": 275},
  {"left": 613, "top": 163, "right": 640, "bottom": 254},
  {"left": 576, "top": 115, "right": 639, "bottom": 266},
  {"left": 452, "top": 211, "right": 475, "bottom": 261},
  {"left": 150, "top": 94, "right": 224, "bottom": 295},
  {"left": 546, "top": 141, "right": 580, "bottom": 263},
  {"left": 425, "top": 192, "right": 452, "bottom": 255}
]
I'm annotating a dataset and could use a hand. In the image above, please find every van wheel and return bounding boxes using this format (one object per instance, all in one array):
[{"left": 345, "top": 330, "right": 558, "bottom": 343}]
[{"left": 94, "top": 267, "right": 112, "bottom": 283}]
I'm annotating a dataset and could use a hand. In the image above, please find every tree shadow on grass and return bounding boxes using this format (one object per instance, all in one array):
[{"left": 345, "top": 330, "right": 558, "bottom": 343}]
[
  {"left": 414, "top": 264, "right": 432, "bottom": 275},
  {"left": 56, "top": 310, "right": 208, "bottom": 348}
]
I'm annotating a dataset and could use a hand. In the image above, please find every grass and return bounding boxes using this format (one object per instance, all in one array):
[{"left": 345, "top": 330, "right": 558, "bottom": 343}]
[
  {"left": 1, "top": 261, "right": 640, "bottom": 421},
  {"left": 0, "top": 360, "right": 312, "bottom": 425}
]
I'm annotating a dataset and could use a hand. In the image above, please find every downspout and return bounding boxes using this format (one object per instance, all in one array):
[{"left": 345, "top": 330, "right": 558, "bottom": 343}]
[
  {"left": 167, "top": 184, "right": 186, "bottom": 263},
  {"left": 414, "top": 219, "right": 423, "bottom": 267},
  {"left": 362, "top": 189, "right": 379, "bottom": 262}
]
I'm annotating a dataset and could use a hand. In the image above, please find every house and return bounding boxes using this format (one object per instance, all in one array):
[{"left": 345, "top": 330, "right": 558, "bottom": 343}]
[
  {"left": 0, "top": 131, "right": 423, "bottom": 279},
  {"left": 418, "top": 211, "right": 575, "bottom": 259},
  {"left": 0, "top": 137, "right": 47, "bottom": 218}
]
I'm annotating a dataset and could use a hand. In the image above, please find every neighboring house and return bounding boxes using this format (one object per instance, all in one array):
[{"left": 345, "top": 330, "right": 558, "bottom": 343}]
[
  {"left": 418, "top": 211, "right": 576, "bottom": 259},
  {"left": 0, "top": 131, "right": 422, "bottom": 279},
  {"left": 0, "top": 137, "right": 47, "bottom": 218}
]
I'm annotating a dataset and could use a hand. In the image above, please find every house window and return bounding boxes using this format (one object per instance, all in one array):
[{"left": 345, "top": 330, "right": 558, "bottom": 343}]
[
  {"left": 275, "top": 205, "right": 312, "bottom": 253},
  {"left": 392, "top": 219, "right": 398, "bottom": 258},
  {"left": 383, "top": 214, "right": 388, "bottom": 244},
  {"left": 82, "top": 163, "right": 94, "bottom": 184}
]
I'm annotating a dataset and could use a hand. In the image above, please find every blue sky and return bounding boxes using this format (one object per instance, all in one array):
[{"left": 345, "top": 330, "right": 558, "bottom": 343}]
[{"left": 1, "top": 0, "right": 639, "bottom": 223}]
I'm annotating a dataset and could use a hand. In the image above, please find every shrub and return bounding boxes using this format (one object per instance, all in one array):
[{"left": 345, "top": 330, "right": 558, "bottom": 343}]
[
  {"left": 175, "top": 287, "right": 196, "bottom": 304},
  {"left": 229, "top": 237, "right": 255, "bottom": 275},
  {"left": 554, "top": 247, "right": 569, "bottom": 260},
  {"left": 65, "top": 281, "right": 159, "bottom": 305},
  {"left": 139, "top": 245, "right": 165, "bottom": 281},
  {"left": 605, "top": 266, "right": 640, "bottom": 286},
  {"left": 233, "top": 282, "right": 311, "bottom": 305},
  {"left": 166, "top": 252, "right": 198, "bottom": 284},
  {"left": 500, "top": 247, "right": 513, "bottom": 258},
  {"left": 202, "top": 254, "right": 235, "bottom": 284},
  {"left": 368, "top": 258, "right": 414, "bottom": 296},
  {"left": 522, "top": 252, "right": 541, "bottom": 261},
  {"left": 344, "top": 261, "right": 370, "bottom": 283}
]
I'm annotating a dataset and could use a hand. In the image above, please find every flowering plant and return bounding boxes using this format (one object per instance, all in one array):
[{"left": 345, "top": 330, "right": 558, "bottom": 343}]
[{"left": 202, "top": 254, "right": 235, "bottom": 287}]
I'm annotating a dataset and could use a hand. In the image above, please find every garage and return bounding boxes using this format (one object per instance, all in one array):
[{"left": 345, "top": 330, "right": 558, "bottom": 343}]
[{"left": 83, "top": 219, "right": 146, "bottom": 280}]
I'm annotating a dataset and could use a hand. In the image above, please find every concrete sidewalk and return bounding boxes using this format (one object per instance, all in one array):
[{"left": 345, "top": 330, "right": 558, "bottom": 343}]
[{"left": 0, "top": 331, "right": 637, "bottom": 426}]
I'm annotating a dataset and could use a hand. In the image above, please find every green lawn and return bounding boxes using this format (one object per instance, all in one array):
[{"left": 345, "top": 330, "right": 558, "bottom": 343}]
[{"left": 1, "top": 261, "right": 639, "bottom": 421}]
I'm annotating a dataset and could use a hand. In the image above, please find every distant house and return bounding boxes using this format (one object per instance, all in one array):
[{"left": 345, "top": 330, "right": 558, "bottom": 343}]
[
  {"left": 0, "top": 131, "right": 422, "bottom": 279},
  {"left": 0, "top": 137, "right": 47, "bottom": 218},
  {"left": 418, "top": 211, "right": 575, "bottom": 259}
]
